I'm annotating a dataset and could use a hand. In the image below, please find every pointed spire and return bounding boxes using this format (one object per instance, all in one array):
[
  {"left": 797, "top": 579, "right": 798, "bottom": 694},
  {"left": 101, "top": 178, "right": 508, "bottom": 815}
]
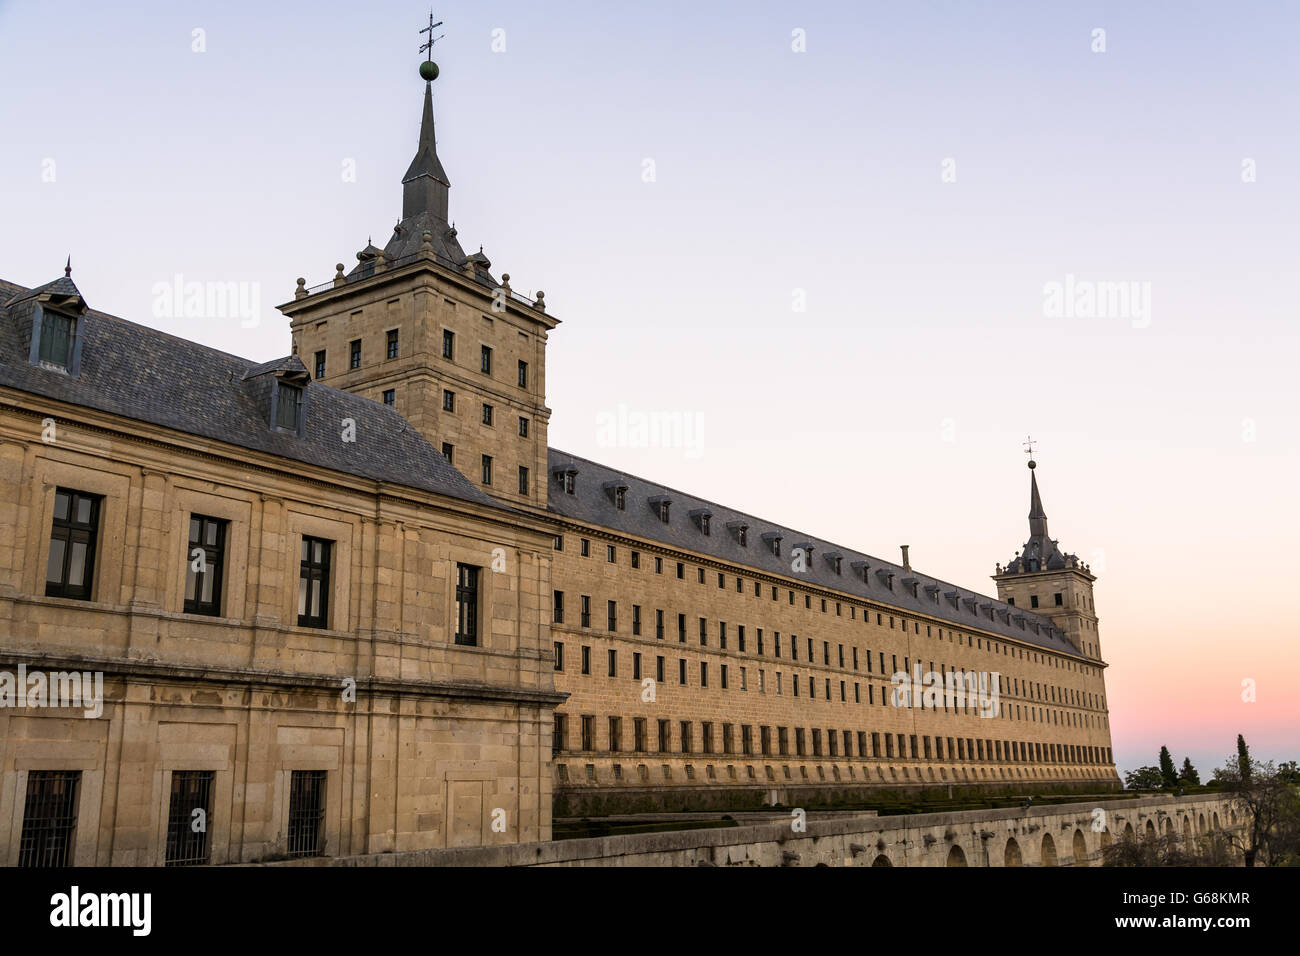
[
  {"left": 402, "top": 80, "right": 451, "bottom": 222},
  {"left": 65, "top": 255, "right": 71, "bottom": 278},
  {"left": 1028, "top": 459, "right": 1049, "bottom": 538}
]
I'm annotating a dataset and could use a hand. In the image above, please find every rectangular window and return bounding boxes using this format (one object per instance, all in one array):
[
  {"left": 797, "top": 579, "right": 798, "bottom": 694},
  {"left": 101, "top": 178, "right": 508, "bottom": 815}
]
[
  {"left": 441, "top": 442, "right": 453, "bottom": 462},
  {"left": 553, "top": 715, "right": 566, "bottom": 753},
  {"left": 581, "top": 595, "right": 590, "bottom": 628},
  {"left": 518, "top": 359, "right": 528, "bottom": 388},
  {"left": 38, "top": 310, "right": 75, "bottom": 368},
  {"left": 608, "top": 649, "right": 617, "bottom": 677},
  {"left": 184, "top": 514, "right": 227, "bottom": 616},
  {"left": 581, "top": 716, "right": 594, "bottom": 751},
  {"left": 519, "top": 416, "right": 529, "bottom": 437},
  {"left": 518, "top": 465, "right": 529, "bottom": 494},
  {"left": 481, "top": 403, "right": 494, "bottom": 425},
  {"left": 275, "top": 383, "right": 302, "bottom": 430},
  {"left": 608, "top": 600, "right": 617, "bottom": 631},
  {"left": 165, "top": 770, "right": 214, "bottom": 866},
  {"left": 481, "top": 454, "right": 492, "bottom": 485},
  {"left": 286, "top": 770, "right": 327, "bottom": 858},
  {"left": 633, "top": 652, "right": 642, "bottom": 680},
  {"left": 581, "top": 646, "right": 590, "bottom": 674},
  {"left": 656, "top": 656, "right": 665, "bottom": 683},
  {"left": 386, "top": 329, "right": 399, "bottom": 359},
  {"left": 553, "top": 641, "right": 564, "bottom": 670},
  {"left": 678, "top": 658, "right": 687, "bottom": 685},
  {"left": 655, "top": 609, "right": 664, "bottom": 639},
  {"left": 480, "top": 345, "right": 493, "bottom": 374},
  {"left": 443, "top": 389, "right": 455, "bottom": 412},
  {"left": 442, "top": 329, "right": 455, "bottom": 358},
  {"left": 580, "top": 538, "right": 589, "bottom": 557},
  {"left": 634, "top": 717, "right": 646, "bottom": 752},
  {"left": 632, "top": 605, "right": 642, "bottom": 636},
  {"left": 349, "top": 339, "right": 361, "bottom": 370},
  {"left": 553, "top": 590, "right": 564, "bottom": 624},
  {"left": 382, "top": 389, "right": 395, "bottom": 406},
  {"left": 606, "top": 544, "right": 616, "bottom": 563},
  {"left": 17, "top": 770, "right": 80, "bottom": 867},
  {"left": 45, "top": 488, "right": 101, "bottom": 601},
  {"left": 454, "top": 563, "right": 479, "bottom": 646},
  {"left": 313, "top": 349, "right": 326, "bottom": 379},
  {"left": 297, "top": 536, "right": 331, "bottom": 628},
  {"left": 608, "top": 716, "right": 621, "bottom": 752}
]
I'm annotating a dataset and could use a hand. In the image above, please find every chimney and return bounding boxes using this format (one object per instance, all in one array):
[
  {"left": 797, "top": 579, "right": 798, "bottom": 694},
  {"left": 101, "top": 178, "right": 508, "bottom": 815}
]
[{"left": 900, "top": 545, "right": 911, "bottom": 572}]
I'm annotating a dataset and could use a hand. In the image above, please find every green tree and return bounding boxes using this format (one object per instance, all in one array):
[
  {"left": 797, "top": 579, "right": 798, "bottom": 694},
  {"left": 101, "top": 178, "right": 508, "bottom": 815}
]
[
  {"left": 1125, "top": 766, "right": 1163, "bottom": 790},
  {"left": 1159, "top": 746, "right": 1179, "bottom": 789},
  {"left": 1179, "top": 757, "right": 1201, "bottom": 787},
  {"left": 1237, "top": 734, "right": 1252, "bottom": 782},
  {"left": 1214, "top": 754, "right": 1300, "bottom": 866}
]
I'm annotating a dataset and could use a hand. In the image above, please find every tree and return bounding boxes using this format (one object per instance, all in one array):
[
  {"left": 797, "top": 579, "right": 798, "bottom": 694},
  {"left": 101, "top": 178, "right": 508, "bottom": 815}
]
[
  {"left": 1159, "top": 746, "right": 1178, "bottom": 789},
  {"left": 1179, "top": 757, "right": 1201, "bottom": 787},
  {"left": 1125, "top": 766, "right": 1163, "bottom": 790},
  {"left": 1213, "top": 755, "right": 1300, "bottom": 866},
  {"left": 1237, "top": 734, "right": 1251, "bottom": 782}
]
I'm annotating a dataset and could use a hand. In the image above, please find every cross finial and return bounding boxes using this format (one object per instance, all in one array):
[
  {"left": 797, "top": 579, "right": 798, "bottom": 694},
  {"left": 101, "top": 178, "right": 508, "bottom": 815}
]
[
  {"left": 419, "top": 10, "right": 444, "bottom": 61},
  {"left": 1023, "top": 435, "right": 1036, "bottom": 457}
]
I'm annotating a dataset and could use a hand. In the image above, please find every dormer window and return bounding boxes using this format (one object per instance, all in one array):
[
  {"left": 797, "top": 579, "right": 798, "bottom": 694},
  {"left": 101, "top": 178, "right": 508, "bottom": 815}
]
[
  {"left": 701, "top": 514, "right": 710, "bottom": 535},
  {"left": 615, "top": 487, "right": 626, "bottom": 510},
  {"left": 762, "top": 532, "right": 782, "bottom": 557},
  {"left": 649, "top": 496, "right": 671, "bottom": 522},
  {"left": 38, "top": 310, "right": 76, "bottom": 370},
  {"left": 690, "top": 509, "right": 712, "bottom": 535},
  {"left": 274, "top": 382, "right": 303, "bottom": 431},
  {"left": 727, "top": 522, "right": 749, "bottom": 546},
  {"left": 564, "top": 472, "right": 575, "bottom": 495}
]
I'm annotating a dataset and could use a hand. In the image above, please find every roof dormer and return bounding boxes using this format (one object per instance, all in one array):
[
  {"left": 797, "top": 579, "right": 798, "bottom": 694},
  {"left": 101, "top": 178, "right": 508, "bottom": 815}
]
[
  {"left": 689, "top": 508, "right": 712, "bottom": 535},
  {"left": 10, "top": 269, "right": 89, "bottom": 376},
  {"left": 553, "top": 463, "right": 579, "bottom": 495},
  {"left": 242, "top": 356, "right": 311, "bottom": 437},
  {"left": 648, "top": 494, "right": 671, "bottom": 522},
  {"left": 603, "top": 480, "right": 628, "bottom": 510},
  {"left": 726, "top": 521, "right": 749, "bottom": 547}
]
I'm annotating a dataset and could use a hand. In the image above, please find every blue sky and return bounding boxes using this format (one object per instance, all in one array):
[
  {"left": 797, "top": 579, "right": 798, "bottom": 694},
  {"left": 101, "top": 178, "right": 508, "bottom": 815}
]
[{"left": 2, "top": 0, "right": 1297, "bottom": 775}]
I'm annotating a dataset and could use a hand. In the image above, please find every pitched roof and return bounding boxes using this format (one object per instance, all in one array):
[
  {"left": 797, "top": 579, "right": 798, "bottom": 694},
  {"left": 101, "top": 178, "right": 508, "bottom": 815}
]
[
  {"left": 545, "top": 447, "right": 1081, "bottom": 657},
  {"left": 0, "top": 277, "right": 504, "bottom": 511}
]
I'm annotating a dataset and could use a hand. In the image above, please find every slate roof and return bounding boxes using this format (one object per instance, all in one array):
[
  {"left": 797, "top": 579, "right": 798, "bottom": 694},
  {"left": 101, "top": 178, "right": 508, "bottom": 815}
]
[
  {"left": 0, "top": 277, "right": 503, "bottom": 511},
  {"left": 545, "top": 447, "right": 1082, "bottom": 657}
]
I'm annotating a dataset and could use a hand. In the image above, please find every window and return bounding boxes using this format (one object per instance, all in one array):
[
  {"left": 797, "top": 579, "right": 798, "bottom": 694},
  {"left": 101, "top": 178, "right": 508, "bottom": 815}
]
[
  {"left": 480, "top": 345, "right": 493, "bottom": 374},
  {"left": 606, "top": 544, "right": 616, "bottom": 563},
  {"left": 581, "top": 646, "right": 591, "bottom": 674},
  {"left": 608, "top": 648, "right": 618, "bottom": 676},
  {"left": 518, "top": 360, "right": 528, "bottom": 388},
  {"left": 481, "top": 454, "right": 492, "bottom": 485},
  {"left": 615, "top": 487, "right": 626, "bottom": 510},
  {"left": 382, "top": 389, "right": 395, "bottom": 406},
  {"left": 441, "top": 442, "right": 453, "bottom": 462},
  {"left": 1031, "top": 595, "right": 1040, "bottom": 609},
  {"left": 608, "top": 716, "right": 621, "bottom": 752},
  {"left": 655, "top": 609, "right": 664, "bottom": 639},
  {"left": 553, "top": 715, "right": 566, "bottom": 753},
  {"left": 298, "top": 536, "right": 331, "bottom": 628},
  {"left": 553, "top": 534, "right": 563, "bottom": 551},
  {"left": 563, "top": 472, "right": 576, "bottom": 495},
  {"left": 45, "top": 489, "right": 100, "bottom": 600},
  {"left": 631, "top": 604, "right": 642, "bottom": 636},
  {"left": 631, "top": 551, "right": 640, "bottom": 569},
  {"left": 608, "top": 600, "right": 617, "bottom": 631},
  {"left": 386, "top": 329, "right": 399, "bottom": 359},
  {"left": 313, "top": 350, "right": 326, "bottom": 379},
  {"left": 519, "top": 416, "right": 529, "bottom": 437},
  {"left": 442, "top": 329, "right": 455, "bottom": 358},
  {"left": 678, "top": 659, "right": 687, "bottom": 685},
  {"left": 349, "top": 339, "right": 361, "bottom": 370},
  {"left": 633, "top": 651, "right": 642, "bottom": 679},
  {"left": 553, "top": 641, "right": 564, "bottom": 670},
  {"left": 165, "top": 771, "right": 214, "bottom": 866},
  {"left": 481, "top": 403, "right": 494, "bottom": 426},
  {"left": 184, "top": 515, "right": 227, "bottom": 616},
  {"left": 17, "top": 770, "right": 80, "bottom": 867},
  {"left": 287, "top": 770, "right": 327, "bottom": 858},
  {"left": 443, "top": 389, "right": 455, "bottom": 412},
  {"left": 518, "top": 466, "right": 529, "bottom": 494},
  {"left": 454, "top": 563, "right": 479, "bottom": 646},
  {"left": 553, "top": 590, "right": 564, "bottom": 624},
  {"left": 580, "top": 538, "right": 590, "bottom": 557},
  {"left": 275, "top": 382, "right": 302, "bottom": 431},
  {"left": 1055, "top": 592, "right": 1063, "bottom": 606},
  {"left": 581, "top": 716, "right": 594, "bottom": 751},
  {"left": 581, "top": 595, "right": 591, "bottom": 628},
  {"left": 37, "top": 310, "right": 76, "bottom": 369}
]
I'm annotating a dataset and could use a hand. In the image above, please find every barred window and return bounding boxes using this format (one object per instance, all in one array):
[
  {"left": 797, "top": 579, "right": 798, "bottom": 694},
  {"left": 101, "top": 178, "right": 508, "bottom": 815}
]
[
  {"left": 286, "top": 770, "right": 326, "bottom": 858},
  {"left": 165, "top": 771, "right": 214, "bottom": 866},
  {"left": 18, "top": 770, "right": 80, "bottom": 867}
]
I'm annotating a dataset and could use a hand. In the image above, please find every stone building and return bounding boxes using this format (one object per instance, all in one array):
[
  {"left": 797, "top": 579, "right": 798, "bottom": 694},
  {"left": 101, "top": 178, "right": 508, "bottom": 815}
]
[
  {"left": 287, "top": 64, "right": 1120, "bottom": 817},
  {"left": 1, "top": 56, "right": 1118, "bottom": 866}
]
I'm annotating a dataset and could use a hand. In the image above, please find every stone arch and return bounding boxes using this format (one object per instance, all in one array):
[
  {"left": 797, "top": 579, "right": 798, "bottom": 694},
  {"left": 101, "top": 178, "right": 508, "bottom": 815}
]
[
  {"left": 1183, "top": 816, "right": 1193, "bottom": 841},
  {"left": 1163, "top": 817, "right": 1174, "bottom": 836},
  {"left": 1040, "top": 832, "right": 1058, "bottom": 866},
  {"left": 1213, "top": 812, "right": 1221, "bottom": 831},
  {"left": 1100, "top": 829, "right": 1112, "bottom": 849},
  {"left": 871, "top": 854, "right": 892, "bottom": 867},
  {"left": 1124, "top": 821, "right": 1135, "bottom": 839},
  {"left": 1004, "top": 837, "right": 1022, "bottom": 866},
  {"left": 1072, "top": 829, "right": 1088, "bottom": 864},
  {"left": 946, "top": 844, "right": 967, "bottom": 867},
  {"left": 1198, "top": 813, "right": 1206, "bottom": 833},
  {"left": 1145, "top": 819, "right": 1156, "bottom": 839}
]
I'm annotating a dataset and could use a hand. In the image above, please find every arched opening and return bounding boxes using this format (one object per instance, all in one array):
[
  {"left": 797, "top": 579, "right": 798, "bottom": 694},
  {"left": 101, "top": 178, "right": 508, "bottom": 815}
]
[
  {"left": 1124, "top": 822, "right": 1135, "bottom": 840},
  {"left": 946, "top": 844, "right": 967, "bottom": 867},
  {"left": 1145, "top": 819, "right": 1156, "bottom": 839},
  {"left": 1213, "top": 812, "right": 1221, "bottom": 831},
  {"left": 1100, "top": 830, "right": 1112, "bottom": 849},
  {"left": 1072, "top": 829, "right": 1088, "bottom": 864},
  {"left": 871, "top": 854, "right": 892, "bottom": 867},
  {"left": 1163, "top": 818, "right": 1174, "bottom": 836},
  {"left": 1198, "top": 813, "right": 1206, "bottom": 833},
  {"left": 1183, "top": 817, "right": 1193, "bottom": 841},
  {"left": 1041, "top": 833, "right": 1058, "bottom": 867},
  {"left": 1004, "top": 837, "right": 1022, "bottom": 866}
]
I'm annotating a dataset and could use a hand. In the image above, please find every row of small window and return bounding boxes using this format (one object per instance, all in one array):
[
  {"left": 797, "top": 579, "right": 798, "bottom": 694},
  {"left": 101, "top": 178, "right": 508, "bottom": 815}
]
[
  {"left": 551, "top": 535, "right": 1100, "bottom": 678},
  {"left": 438, "top": 446, "right": 533, "bottom": 495},
  {"left": 316, "top": 330, "right": 529, "bottom": 389},
  {"left": 549, "top": 595, "right": 1102, "bottom": 708},
  {"left": 14, "top": 768, "right": 328, "bottom": 867},
  {"left": 439, "top": 389, "right": 530, "bottom": 437},
  {"left": 45, "top": 488, "right": 483, "bottom": 641},
  {"left": 1006, "top": 593, "right": 1065, "bottom": 609},
  {"left": 553, "top": 716, "right": 1112, "bottom": 768}
]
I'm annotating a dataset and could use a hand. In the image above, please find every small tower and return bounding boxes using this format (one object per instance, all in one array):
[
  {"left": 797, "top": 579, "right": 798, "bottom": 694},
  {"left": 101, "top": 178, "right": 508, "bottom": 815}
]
[{"left": 992, "top": 451, "right": 1102, "bottom": 660}]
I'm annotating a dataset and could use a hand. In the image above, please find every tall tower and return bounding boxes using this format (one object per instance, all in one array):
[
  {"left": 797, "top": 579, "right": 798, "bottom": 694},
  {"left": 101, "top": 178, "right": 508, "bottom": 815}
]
[
  {"left": 992, "top": 455, "right": 1102, "bottom": 660},
  {"left": 279, "top": 26, "right": 558, "bottom": 511}
]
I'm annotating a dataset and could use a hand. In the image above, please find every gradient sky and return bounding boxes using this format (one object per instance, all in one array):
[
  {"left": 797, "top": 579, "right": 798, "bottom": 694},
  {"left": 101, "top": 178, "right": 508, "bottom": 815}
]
[{"left": 2, "top": 0, "right": 1296, "bottom": 778}]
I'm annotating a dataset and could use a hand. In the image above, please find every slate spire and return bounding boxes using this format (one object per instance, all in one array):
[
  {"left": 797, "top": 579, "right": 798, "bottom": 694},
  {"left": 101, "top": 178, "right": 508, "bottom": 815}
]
[
  {"left": 402, "top": 80, "right": 450, "bottom": 223},
  {"left": 1028, "top": 460, "right": 1049, "bottom": 539}
]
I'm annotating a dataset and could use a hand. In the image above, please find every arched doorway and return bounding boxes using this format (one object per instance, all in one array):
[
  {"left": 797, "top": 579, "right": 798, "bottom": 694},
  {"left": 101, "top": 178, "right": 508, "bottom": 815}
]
[
  {"left": 1072, "top": 829, "right": 1088, "bottom": 864},
  {"left": 1041, "top": 833, "right": 1058, "bottom": 866},
  {"left": 946, "top": 844, "right": 967, "bottom": 867},
  {"left": 1004, "top": 837, "right": 1022, "bottom": 866},
  {"left": 871, "top": 854, "right": 892, "bottom": 867}
]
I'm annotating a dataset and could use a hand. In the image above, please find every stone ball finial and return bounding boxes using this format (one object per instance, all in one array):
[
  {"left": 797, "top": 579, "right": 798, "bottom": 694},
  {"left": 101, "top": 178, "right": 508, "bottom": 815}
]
[
  {"left": 335, "top": 263, "right": 345, "bottom": 276},
  {"left": 420, "top": 60, "right": 439, "bottom": 82},
  {"left": 295, "top": 277, "right": 307, "bottom": 299}
]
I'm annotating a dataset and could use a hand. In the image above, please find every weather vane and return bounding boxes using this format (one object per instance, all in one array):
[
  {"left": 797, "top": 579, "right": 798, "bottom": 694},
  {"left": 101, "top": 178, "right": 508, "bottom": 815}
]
[
  {"left": 418, "top": 11, "right": 444, "bottom": 82},
  {"left": 1023, "top": 435, "right": 1037, "bottom": 468}
]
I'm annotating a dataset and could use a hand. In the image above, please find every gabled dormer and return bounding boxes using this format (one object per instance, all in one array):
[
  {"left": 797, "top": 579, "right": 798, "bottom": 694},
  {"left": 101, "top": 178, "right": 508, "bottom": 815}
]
[
  {"left": 10, "top": 268, "right": 88, "bottom": 376},
  {"left": 726, "top": 521, "right": 749, "bottom": 547},
  {"left": 689, "top": 508, "right": 712, "bottom": 535},
  {"left": 648, "top": 495, "right": 671, "bottom": 523},
  {"left": 242, "top": 356, "right": 311, "bottom": 437},
  {"left": 602, "top": 480, "right": 628, "bottom": 510}
]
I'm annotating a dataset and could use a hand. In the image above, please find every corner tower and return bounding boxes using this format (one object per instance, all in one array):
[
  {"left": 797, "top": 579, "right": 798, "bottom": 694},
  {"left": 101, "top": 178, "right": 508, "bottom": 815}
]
[
  {"left": 279, "top": 27, "right": 558, "bottom": 512},
  {"left": 992, "top": 455, "right": 1102, "bottom": 660}
]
